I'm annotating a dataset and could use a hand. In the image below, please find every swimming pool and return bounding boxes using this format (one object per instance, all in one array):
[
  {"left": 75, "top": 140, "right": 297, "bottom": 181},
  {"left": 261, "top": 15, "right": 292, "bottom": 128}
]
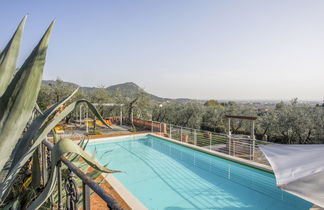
[{"left": 87, "top": 134, "right": 312, "bottom": 209}]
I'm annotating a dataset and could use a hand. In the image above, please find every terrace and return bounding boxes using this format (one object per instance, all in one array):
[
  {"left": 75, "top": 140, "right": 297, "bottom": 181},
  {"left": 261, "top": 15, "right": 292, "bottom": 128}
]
[{"left": 39, "top": 115, "right": 275, "bottom": 209}]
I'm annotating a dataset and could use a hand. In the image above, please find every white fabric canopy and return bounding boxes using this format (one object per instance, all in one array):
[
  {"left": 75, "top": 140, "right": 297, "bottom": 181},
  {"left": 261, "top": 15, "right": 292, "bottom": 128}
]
[{"left": 259, "top": 144, "right": 324, "bottom": 208}]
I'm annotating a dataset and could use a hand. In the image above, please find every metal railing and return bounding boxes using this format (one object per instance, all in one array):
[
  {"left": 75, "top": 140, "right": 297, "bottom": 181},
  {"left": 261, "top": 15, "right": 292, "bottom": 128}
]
[
  {"left": 41, "top": 139, "right": 121, "bottom": 210},
  {"left": 109, "top": 117, "right": 270, "bottom": 166}
]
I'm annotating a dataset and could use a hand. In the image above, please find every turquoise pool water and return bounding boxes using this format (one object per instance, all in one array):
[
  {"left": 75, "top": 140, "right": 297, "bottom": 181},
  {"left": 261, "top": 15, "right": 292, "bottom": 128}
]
[{"left": 87, "top": 135, "right": 312, "bottom": 209}]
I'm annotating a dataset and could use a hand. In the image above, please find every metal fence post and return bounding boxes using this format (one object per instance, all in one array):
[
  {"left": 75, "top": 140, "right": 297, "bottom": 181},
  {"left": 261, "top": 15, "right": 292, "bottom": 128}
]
[
  {"left": 209, "top": 133, "right": 212, "bottom": 150},
  {"left": 228, "top": 118, "right": 231, "bottom": 156},
  {"left": 169, "top": 124, "right": 172, "bottom": 139},
  {"left": 180, "top": 127, "right": 183, "bottom": 142},
  {"left": 83, "top": 182, "right": 91, "bottom": 210},
  {"left": 228, "top": 136, "right": 231, "bottom": 155},
  {"left": 194, "top": 129, "right": 197, "bottom": 146},
  {"left": 228, "top": 118, "right": 231, "bottom": 135},
  {"left": 252, "top": 139, "right": 255, "bottom": 160},
  {"left": 151, "top": 121, "right": 153, "bottom": 133},
  {"left": 159, "top": 122, "right": 161, "bottom": 133},
  {"left": 57, "top": 161, "right": 63, "bottom": 210}
]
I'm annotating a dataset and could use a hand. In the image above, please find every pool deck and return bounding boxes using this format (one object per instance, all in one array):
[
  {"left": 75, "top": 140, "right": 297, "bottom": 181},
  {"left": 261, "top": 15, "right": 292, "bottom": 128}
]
[{"left": 90, "top": 172, "right": 131, "bottom": 209}]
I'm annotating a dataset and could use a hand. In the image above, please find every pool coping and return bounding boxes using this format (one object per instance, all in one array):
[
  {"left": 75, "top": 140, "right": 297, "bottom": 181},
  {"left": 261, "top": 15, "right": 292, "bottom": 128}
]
[{"left": 103, "top": 173, "right": 147, "bottom": 210}]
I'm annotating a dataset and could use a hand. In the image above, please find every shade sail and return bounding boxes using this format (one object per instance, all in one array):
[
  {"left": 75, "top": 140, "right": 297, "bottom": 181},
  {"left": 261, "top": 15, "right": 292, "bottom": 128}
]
[{"left": 259, "top": 144, "right": 324, "bottom": 208}]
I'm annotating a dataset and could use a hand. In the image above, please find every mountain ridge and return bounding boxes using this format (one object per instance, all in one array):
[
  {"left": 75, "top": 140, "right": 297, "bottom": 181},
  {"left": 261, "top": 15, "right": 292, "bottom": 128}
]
[{"left": 42, "top": 80, "right": 202, "bottom": 104}]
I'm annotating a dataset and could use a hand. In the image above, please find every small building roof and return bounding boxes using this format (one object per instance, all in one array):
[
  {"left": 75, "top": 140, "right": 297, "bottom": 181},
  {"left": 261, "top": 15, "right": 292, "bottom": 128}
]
[{"left": 225, "top": 115, "right": 257, "bottom": 120}]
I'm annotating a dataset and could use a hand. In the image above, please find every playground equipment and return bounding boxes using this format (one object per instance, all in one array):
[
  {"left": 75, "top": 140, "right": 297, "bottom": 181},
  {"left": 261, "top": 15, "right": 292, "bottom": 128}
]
[
  {"left": 79, "top": 103, "right": 124, "bottom": 127},
  {"left": 54, "top": 125, "right": 64, "bottom": 134},
  {"left": 85, "top": 119, "right": 112, "bottom": 127}
]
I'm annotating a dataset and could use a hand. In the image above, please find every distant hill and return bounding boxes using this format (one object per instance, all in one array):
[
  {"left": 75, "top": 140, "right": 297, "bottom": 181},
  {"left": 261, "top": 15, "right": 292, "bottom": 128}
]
[
  {"left": 106, "top": 82, "right": 169, "bottom": 103},
  {"left": 42, "top": 80, "right": 202, "bottom": 104}
]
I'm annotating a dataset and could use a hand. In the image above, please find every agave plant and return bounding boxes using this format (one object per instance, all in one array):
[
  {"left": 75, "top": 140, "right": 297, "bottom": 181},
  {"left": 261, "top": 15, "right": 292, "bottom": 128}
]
[
  {"left": 37, "top": 139, "right": 112, "bottom": 209},
  {"left": 0, "top": 16, "right": 117, "bottom": 209}
]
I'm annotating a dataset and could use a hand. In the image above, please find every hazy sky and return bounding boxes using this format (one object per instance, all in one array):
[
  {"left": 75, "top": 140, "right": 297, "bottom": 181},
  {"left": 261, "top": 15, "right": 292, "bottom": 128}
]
[{"left": 1, "top": 1, "right": 324, "bottom": 100}]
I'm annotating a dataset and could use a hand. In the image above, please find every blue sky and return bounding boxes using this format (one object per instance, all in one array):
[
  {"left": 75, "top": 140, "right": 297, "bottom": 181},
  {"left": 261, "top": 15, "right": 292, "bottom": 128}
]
[{"left": 1, "top": 1, "right": 324, "bottom": 100}]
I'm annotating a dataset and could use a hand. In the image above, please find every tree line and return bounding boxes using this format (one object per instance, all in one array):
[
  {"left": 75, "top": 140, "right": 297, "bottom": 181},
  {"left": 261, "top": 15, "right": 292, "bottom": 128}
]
[{"left": 37, "top": 79, "right": 324, "bottom": 144}]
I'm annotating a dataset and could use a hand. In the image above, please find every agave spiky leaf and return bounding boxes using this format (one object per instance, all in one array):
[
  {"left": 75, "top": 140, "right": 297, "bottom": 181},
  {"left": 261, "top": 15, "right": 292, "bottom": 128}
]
[
  {"left": 9, "top": 88, "right": 79, "bottom": 169},
  {"left": 35, "top": 103, "right": 43, "bottom": 115},
  {"left": 0, "top": 18, "right": 119, "bottom": 209},
  {"left": 0, "top": 16, "right": 26, "bottom": 96},
  {"left": 26, "top": 138, "right": 119, "bottom": 210},
  {"left": 0, "top": 88, "right": 77, "bottom": 200},
  {"left": 20, "top": 98, "right": 110, "bottom": 159},
  {"left": 68, "top": 139, "right": 89, "bottom": 162},
  {"left": 0, "top": 99, "right": 110, "bottom": 201},
  {"left": 9, "top": 98, "right": 106, "bottom": 175},
  {"left": 0, "top": 21, "right": 54, "bottom": 174},
  {"left": 87, "top": 167, "right": 106, "bottom": 180}
]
